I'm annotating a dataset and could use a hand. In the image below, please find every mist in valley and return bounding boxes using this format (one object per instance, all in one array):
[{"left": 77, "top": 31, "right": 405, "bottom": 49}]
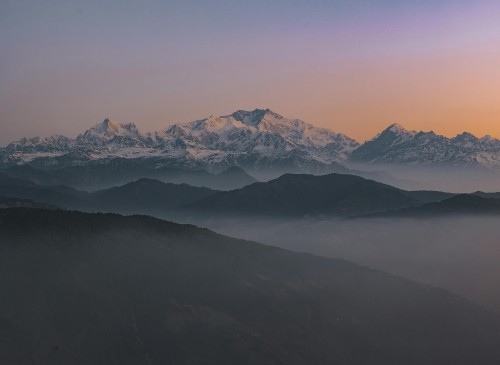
[
  {"left": 351, "top": 164, "right": 500, "bottom": 193},
  {"left": 183, "top": 214, "right": 500, "bottom": 313}
]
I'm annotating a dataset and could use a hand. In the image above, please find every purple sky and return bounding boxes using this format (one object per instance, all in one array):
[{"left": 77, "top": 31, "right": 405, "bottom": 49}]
[{"left": 1, "top": 0, "right": 500, "bottom": 145}]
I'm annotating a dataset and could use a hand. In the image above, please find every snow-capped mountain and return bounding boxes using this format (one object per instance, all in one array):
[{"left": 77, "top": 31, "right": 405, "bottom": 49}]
[
  {"left": 76, "top": 119, "right": 145, "bottom": 145},
  {"left": 0, "top": 109, "right": 358, "bottom": 175},
  {"left": 3, "top": 110, "right": 500, "bottom": 180},
  {"left": 350, "top": 124, "right": 500, "bottom": 168},
  {"left": 159, "top": 109, "right": 358, "bottom": 172}
]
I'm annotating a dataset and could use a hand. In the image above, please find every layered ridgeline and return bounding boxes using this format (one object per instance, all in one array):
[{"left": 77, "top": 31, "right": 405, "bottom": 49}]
[
  {"left": 0, "top": 159, "right": 257, "bottom": 191},
  {"left": 0, "top": 171, "right": 461, "bottom": 217},
  {"left": 183, "top": 173, "right": 423, "bottom": 217},
  {"left": 1, "top": 208, "right": 500, "bottom": 364},
  {"left": 366, "top": 194, "right": 500, "bottom": 218},
  {"left": 4, "top": 171, "right": 500, "bottom": 218},
  {"left": 0, "top": 173, "right": 220, "bottom": 214}
]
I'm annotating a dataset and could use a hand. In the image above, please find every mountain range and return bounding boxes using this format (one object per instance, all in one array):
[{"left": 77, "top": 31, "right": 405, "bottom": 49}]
[
  {"left": 350, "top": 123, "right": 500, "bottom": 168},
  {"left": 3, "top": 109, "right": 500, "bottom": 191},
  {"left": 2, "top": 171, "right": 498, "bottom": 219},
  {"left": 182, "top": 173, "right": 423, "bottom": 217},
  {"left": 0, "top": 109, "right": 356, "bottom": 180},
  {"left": 1, "top": 208, "right": 500, "bottom": 364}
]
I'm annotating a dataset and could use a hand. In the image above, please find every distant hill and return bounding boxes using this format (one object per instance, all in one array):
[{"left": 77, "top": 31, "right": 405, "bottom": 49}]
[
  {"left": 6, "top": 168, "right": 497, "bottom": 217},
  {"left": 7, "top": 171, "right": 500, "bottom": 219},
  {"left": 0, "top": 174, "right": 93, "bottom": 211},
  {"left": 0, "top": 163, "right": 257, "bottom": 191},
  {"left": 0, "top": 174, "right": 220, "bottom": 215},
  {"left": 399, "top": 189, "right": 455, "bottom": 204},
  {"left": 473, "top": 191, "right": 500, "bottom": 199},
  {"left": 0, "top": 208, "right": 500, "bottom": 364},
  {"left": 367, "top": 194, "right": 500, "bottom": 218},
  {"left": 212, "top": 166, "right": 258, "bottom": 190},
  {"left": 183, "top": 173, "right": 423, "bottom": 217},
  {"left": 91, "top": 178, "right": 218, "bottom": 214}
]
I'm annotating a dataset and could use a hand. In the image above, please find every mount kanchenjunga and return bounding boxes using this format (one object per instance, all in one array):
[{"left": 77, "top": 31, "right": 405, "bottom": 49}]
[
  {"left": 3, "top": 110, "right": 500, "bottom": 174},
  {"left": 350, "top": 123, "right": 500, "bottom": 168},
  {"left": 76, "top": 118, "right": 145, "bottom": 145},
  {"left": 0, "top": 109, "right": 358, "bottom": 175}
]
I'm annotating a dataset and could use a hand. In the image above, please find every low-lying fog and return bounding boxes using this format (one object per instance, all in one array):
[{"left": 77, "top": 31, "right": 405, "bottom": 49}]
[
  {"left": 352, "top": 164, "right": 500, "bottom": 193},
  {"left": 183, "top": 215, "right": 500, "bottom": 313}
]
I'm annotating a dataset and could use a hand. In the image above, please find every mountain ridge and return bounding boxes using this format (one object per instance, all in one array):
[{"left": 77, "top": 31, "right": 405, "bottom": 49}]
[
  {"left": 182, "top": 172, "right": 424, "bottom": 217},
  {"left": 363, "top": 194, "right": 500, "bottom": 218},
  {"left": 3, "top": 109, "right": 500, "bottom": 183},
  {"left": 0, "top": 109, "right": 358, "bottom": 177}
]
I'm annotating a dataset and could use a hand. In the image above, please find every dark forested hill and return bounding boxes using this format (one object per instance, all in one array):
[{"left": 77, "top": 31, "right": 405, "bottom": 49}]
[
  {"left": 0, "top": 208, "right": 499, "bottom": 364},
  {"left": 91, "top": 178, "right": 218, "bottom": 214},
  {"left": 184, "top": 173, "right": 423, "bottom": 217}
]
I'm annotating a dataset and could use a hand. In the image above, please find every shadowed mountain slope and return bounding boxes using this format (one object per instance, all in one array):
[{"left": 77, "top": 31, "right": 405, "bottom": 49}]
[
  {"left": 92, "top": 178, "right": 218, "bottom": 214},
  {"left": 0, "top": 208, "right": 500, "bottom": 364},
  {"left": 183, "top": 173, "right": 423, "bottom": 217},
  {"left": 0, "top": 174, "right": 92, "bottom": 210},
  {"left": 0, "top": 163, "right": 257, "bottom": 191},
  {"left": 0, "top": 174, "right": 220, "bottom": 215}
]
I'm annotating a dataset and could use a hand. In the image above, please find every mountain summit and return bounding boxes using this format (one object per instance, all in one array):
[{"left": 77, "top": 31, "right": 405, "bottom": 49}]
[{"left": 77, "top": 119, "right": 144, "bottom": 142}]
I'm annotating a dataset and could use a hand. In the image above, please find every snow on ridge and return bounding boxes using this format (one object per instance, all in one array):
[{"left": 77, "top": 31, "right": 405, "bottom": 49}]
[
  {"left": 351, "top": 122, "right": 500, "bottom": 167},
  {"left": 77, "top": 119, "right": 144, "bottom": 141},
  {"left": 3, "top": 110, "right": 500, "bottom": 170}
]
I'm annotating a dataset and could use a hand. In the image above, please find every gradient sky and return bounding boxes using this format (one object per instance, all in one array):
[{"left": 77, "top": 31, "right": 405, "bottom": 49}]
[{"left": 1, "top": 0, "right": 500, "bottom": 145}]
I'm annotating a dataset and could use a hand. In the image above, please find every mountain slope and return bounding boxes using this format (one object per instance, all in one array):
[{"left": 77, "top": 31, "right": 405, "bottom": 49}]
[
  {"left": 0, "top": 208, "right": 500, "bottom": 364},
  {"left": 399, "top": 190, "right": 455, "bottom": 204},
  {"left": 212, "top": 166, "right": 258, "bottom": 190},
  {"left": 184, "top": 173, "right": 422, "bottom": 217},
  {"left": 91, "top": 178, "right": 218, "bottom": 214},
  {"left": 350, "top": 124, "right": 500, "bottom": 168},
  {"left": 0, "top": 162, "right": 257, "bottom": 190},
  {"left": 473, "top": 191, "right": 500, "bottom": 199}
]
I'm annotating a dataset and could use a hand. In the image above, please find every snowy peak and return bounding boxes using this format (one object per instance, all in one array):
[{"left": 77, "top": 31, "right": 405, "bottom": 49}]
[
  {"left": 229, "top": 108, "right": 278, "bottom": 127},
  {"left": 363, "top": 122, "right": 416, "bottom": 147},
  {"left": 165, "top": 108, "right": 359, "bottom": 156},
  {"left": 452, "top": 132, "right": 479, "bottom": 144},
  {"left": 190, "top": 115, "right": 241, "bottom": 132},
  {"left": 78, "top": 119, "right": 143, "bottom": 141},
  {"left": 377, "top": 123, "right": 416, "bottom": 139},
  {"left": 385, "top": 123, "right": 410, "bottom": 134}
]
